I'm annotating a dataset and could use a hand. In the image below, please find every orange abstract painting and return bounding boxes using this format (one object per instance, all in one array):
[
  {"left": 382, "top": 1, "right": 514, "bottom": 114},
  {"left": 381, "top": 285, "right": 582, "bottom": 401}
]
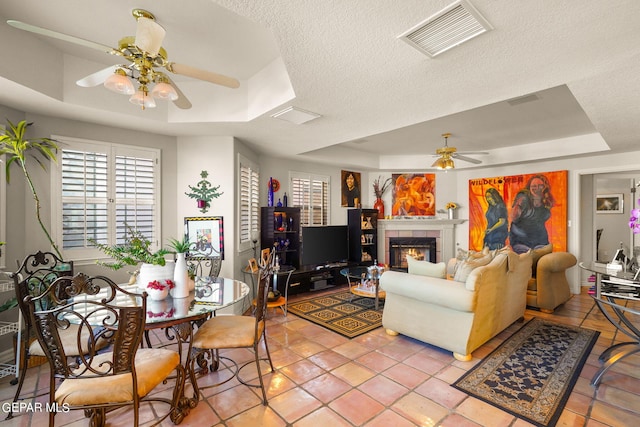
[
  {"left": 391, "top": 173, "right": 436, "bottom": 216},
  {"left": 468, "top": 170, "right": 568, "bottom": 253}
]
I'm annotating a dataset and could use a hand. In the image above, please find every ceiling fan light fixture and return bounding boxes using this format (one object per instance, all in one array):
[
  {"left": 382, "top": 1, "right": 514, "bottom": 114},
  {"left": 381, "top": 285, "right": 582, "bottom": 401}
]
[
  {"left": 104, "top": 69, "right": 135, "bottom": 95},
  {"left": 443, "top": 158, "right": 455, "bottom": 169},
  {"left": 151, "top": 79, "right": 178, "bottom": 100},
  {"left": 129, "top": 85, "right": 156, "bottom": 109}
]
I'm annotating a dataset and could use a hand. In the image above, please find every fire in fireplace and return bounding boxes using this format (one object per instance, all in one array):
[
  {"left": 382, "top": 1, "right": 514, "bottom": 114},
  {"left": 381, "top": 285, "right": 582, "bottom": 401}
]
[{"left": 389, "top": 237, "right": 437, "bottom": 271}]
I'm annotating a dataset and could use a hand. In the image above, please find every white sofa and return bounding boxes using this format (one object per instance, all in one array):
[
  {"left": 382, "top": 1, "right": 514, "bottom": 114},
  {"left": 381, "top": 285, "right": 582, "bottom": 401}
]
[{"left": 380, "top": 250, "right": 532, "bottom": 361}]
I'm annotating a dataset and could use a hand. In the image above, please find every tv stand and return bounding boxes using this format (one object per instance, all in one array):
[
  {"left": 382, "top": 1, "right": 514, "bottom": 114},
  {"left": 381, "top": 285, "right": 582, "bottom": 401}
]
[{"left": 283, "top": 263, "right": 354, "bottom": 295}]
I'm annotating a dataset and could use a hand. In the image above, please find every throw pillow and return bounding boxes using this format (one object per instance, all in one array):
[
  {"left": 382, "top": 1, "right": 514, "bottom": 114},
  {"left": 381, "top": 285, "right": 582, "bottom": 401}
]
[
  {"left": 406, "top": 255, "right": 446, "bottom": 278},
  {"left": 453, "top": 253, "right": 492, "bottom": 282},
  {"left": 530, "top": 244, "right": 553, "bottom": 277}
]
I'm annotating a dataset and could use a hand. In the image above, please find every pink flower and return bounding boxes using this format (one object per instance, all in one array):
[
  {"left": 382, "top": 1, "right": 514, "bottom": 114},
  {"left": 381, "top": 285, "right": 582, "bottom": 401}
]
[
  {"left": 147, "top": 279, "right": 175, "bottom": 290},
  {"left": 630, "top": 201, "right": 640, "bottom": 234}
]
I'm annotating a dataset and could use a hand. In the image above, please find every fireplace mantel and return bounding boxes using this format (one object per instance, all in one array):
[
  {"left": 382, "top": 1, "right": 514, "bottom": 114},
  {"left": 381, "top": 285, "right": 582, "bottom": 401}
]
[{"left": 377, "top": 218, "right": 466, "bottom": 264}]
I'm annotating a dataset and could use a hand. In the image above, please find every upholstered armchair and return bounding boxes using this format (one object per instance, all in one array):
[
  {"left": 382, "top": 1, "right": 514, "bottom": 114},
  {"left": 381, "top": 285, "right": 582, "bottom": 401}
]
[{"left": 526, "top": 249, "right": 577, "bottom": 313}]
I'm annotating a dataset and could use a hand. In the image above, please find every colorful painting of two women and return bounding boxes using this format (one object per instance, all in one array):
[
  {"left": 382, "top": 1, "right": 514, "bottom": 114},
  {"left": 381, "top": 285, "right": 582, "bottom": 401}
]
[{"left": 468, "top": 170, "right": 568, "bottom": 253}]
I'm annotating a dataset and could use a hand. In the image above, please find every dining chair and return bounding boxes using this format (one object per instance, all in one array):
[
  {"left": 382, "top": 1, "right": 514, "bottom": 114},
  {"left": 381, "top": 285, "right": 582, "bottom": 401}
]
[
  {"left": 5, "top": 251, "right": 82, "bottom": 420},
  {"left": 25, "top": 272, "right": 186, "bottom": 427},
  {"left": 191, "top": 251, "right": 275, "bottom": 404}
]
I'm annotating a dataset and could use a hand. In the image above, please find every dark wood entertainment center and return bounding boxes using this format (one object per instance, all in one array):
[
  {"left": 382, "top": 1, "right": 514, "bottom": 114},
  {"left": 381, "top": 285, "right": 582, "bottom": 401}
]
[{"left": 260, "top": 206, "right": 352, "bottom": 295}]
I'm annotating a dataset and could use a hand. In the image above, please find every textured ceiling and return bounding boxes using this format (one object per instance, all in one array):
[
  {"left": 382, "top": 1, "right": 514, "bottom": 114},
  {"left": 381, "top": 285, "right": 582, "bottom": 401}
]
[{"left": 0, "top": 0, "right": 639, "bottom": 170}]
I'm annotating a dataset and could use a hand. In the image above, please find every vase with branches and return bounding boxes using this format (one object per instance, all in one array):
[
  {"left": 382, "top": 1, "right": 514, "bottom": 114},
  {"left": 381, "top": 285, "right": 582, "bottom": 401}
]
[
  {"left": 372, "top": 176, "right": 392, "bottom": 219},
  {"left": 0, "top": 120, "right": 62, "bottom": 259}
]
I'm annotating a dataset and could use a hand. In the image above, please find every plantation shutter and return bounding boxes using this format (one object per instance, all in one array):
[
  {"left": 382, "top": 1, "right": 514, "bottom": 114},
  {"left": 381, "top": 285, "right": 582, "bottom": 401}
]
[
  {"left": 239, "top": 156, "right": 260, "bottom": 244},
  {"left": 57, "top": 138, "right": 160, "bottom": 258},
  {"left": 290, "top": 172, "right": 330, "bottom": 226}
]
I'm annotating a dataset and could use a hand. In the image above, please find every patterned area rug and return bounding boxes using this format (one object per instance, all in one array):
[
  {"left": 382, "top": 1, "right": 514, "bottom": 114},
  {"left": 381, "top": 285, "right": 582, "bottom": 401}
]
[
  {"left": 286, "top": 290, "right": 384, "bottom": 338},
  {"left": 453, "top": 318, "right": 599, "bottom": 427}
]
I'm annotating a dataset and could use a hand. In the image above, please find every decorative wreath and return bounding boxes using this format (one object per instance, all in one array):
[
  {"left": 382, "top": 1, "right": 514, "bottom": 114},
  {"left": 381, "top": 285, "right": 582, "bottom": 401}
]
[{"left": 269, "top": 178, "right": 280, "bottom": 192}]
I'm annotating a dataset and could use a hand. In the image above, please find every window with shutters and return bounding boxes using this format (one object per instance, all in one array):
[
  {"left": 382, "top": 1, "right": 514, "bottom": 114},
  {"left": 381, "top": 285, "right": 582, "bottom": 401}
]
[
  {"left": 51, "top": 137, "right": 160, "bottom": 261},
  {"left": 238, "top": 155, "right": 260, "bottom": 251},
  {"left": 290, "top": 172, "right": 330, "bottom": 226}
]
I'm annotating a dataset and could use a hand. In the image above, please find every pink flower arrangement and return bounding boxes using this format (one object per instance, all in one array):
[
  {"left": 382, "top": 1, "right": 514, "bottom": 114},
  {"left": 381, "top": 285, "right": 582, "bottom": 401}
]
[
  {"left": 147, "top": 279, "right": 175, "bottom": 291},
  {"left": 630, "top": 199, "right": 640, "bottom": 234},
  {"left": 147, "top": 307, "right": 176, "bottom": 318}
]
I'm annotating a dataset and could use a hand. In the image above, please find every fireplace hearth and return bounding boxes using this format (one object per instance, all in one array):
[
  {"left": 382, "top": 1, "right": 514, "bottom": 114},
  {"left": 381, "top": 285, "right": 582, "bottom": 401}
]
[{"left": 389, "top": 237, "right": 437, "bottom": 271}]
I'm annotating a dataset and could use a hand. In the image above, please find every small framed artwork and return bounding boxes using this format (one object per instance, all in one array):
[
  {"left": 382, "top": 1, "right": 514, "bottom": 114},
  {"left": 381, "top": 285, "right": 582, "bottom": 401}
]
[
  {"left": 248, "top": 258, "right": 258, "bottom": 273},
  {"left": 596, "top": 194, "right": 623, "bottom": 214},
  {"left": 341, "top": 170, "right": 361, "bottom": 207},
  {"left": 261, "top": 248, "right": 271, "bottom": 266},
  {"left": 184, "top": 216, "right": 224, "bottom": 259}
]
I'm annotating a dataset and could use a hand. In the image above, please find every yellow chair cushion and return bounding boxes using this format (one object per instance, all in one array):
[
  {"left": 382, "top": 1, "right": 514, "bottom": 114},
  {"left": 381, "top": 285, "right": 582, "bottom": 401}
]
[
  {"left": 29, "top": 324, "right": 109, "bottom": 357},
  {"left": 54, "top": 348, "right": 179, "bottom": 406},
  {"left": 192, "top": 315, "right": 261, "bottom": 349}
]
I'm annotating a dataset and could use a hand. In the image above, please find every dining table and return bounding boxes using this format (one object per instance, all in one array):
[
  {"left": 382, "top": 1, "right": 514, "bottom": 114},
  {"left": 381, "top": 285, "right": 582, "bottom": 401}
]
[{"left": 67, "top": 276, "right": 250, "bottom": 419}]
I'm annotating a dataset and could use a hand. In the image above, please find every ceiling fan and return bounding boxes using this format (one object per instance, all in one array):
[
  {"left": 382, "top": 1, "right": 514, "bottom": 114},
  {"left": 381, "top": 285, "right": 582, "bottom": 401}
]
[
  {"left": 431, "top": 133, "right": 486, "bottom": 169},
  {"left": 6, "top": 9, "right": 240, "bottom": 110}
]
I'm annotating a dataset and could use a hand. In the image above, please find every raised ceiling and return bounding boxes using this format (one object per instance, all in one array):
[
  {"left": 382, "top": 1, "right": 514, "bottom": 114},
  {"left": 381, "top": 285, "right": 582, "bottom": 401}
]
[{"left": 0, "top": 0, "right": 639, "bottom": 170}]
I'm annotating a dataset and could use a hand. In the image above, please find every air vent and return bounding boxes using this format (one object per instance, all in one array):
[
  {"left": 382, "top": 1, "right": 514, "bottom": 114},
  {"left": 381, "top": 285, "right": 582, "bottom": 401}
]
[
  {"left": 271, "top": 106, "right": 321, "bottom": 124},
  {"left": 507, "top": 94, "right": 540, "bottom": 106},
  {"left": 398, "top": 0, "right": 493, "bottom": 58}
]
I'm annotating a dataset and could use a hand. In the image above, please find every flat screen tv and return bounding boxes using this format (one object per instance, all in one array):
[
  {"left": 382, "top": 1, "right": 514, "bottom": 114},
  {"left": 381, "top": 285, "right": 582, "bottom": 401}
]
[{"left": 301, "top": 225, "right": 349, "bottom": 267}]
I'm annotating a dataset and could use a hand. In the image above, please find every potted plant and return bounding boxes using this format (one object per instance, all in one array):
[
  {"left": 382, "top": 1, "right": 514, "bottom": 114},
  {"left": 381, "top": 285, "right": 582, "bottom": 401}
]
[
  {"left": 90, "top": 224, "right": 172, "bottom": 288},
  {"left": 0, "top": 120, "right": 62, "bottom": 259},
  {"left": 185, "top": 170, "right": 223, "bottom": 214},
  {"left": 167, "top": 236, "right": 191, "bottom": 297}
]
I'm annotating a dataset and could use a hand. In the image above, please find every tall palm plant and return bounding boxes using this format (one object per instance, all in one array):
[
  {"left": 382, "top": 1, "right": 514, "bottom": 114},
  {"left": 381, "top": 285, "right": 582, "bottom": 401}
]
[{"left": 0, "top": 119, "right": 61, "bottom": 259}]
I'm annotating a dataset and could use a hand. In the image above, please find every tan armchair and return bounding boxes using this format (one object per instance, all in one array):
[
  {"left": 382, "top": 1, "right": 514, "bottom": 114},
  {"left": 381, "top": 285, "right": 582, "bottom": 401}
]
[{"left": 526, "top": 251, "right": 577, "bottom": 313}]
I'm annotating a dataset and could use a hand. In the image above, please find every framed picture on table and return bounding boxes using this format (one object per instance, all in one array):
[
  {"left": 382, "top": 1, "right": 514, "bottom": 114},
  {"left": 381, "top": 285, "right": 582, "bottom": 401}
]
[
  {"left": 184, "top": 216, "right": 224, "bottom": 259},
  {"left": 596, "top": 194, "right": 623, "bottom": 214}
]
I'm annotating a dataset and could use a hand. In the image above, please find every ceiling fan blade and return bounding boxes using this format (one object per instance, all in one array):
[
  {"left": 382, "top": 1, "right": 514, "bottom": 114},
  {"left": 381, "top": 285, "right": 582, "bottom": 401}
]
[
  {"left": 452, "top": 153, "right": 483, "bottom": 164},
  {"left": 135, "top": 17, "right": 165, "bottom": 57},
  {"left": 166, "top": 62, "right": 240, "bottom": 89},
  {"left": 7, "top": 20, "right": 116, "bottom": 53},
  {"left": 76, "top": 65, "right": 120, "bottom": 87},
  {"left": 164, "top": 75, "right": 192, "bottom": 110}
]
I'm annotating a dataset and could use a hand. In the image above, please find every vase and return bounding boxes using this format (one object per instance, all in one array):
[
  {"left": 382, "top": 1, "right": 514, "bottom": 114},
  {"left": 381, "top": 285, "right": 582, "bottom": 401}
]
[
  {"left": 448, "top": 208, "right": 455, "bottom": 220},
  {"left": 146, "top": 284, "right": 169, "bottom": 301},
  {"left": 374, "top": 197, "right": 385, "bottom": 219},
  {"left": 268, "top": 177, "right": 274, "bottom": 207},
  {"left": 171, "top": 253, "right": 189, "bottom": 299},
  {"left": 138, "top": 261, "right": 175, "bottom": 290}
]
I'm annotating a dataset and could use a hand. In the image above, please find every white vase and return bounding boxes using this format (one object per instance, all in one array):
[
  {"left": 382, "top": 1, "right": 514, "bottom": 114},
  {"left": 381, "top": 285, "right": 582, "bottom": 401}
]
[
  {"left": 171, "top": 253, "right": 189, "bottom": 299},
  {"left": 138, "top": 261, "right": 175, "bottom": 290},
  {"left": 448, "top": 208, "right": 455, "bottom": 220},
  {"left": 146, "top": 285, "right": 169, "bottom": 301}
]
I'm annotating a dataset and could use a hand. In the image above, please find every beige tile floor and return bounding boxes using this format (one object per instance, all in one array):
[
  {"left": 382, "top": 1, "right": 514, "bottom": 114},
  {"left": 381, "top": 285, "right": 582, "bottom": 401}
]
[{"left": 1, "top": 286, "right": 639, "bottom": 426}]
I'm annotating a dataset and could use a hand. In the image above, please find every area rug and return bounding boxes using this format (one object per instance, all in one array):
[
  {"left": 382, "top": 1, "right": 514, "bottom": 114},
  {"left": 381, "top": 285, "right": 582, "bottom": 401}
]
[
  {"left": 452, "top": 318, "right": 599, "bottom": 427},
  {"left": 286, "top": 290, "right": 384, "bottom": 338}
]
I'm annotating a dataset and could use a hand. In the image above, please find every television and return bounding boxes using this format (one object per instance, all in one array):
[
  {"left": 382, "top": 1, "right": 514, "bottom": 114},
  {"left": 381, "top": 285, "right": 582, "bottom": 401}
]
[{"left": 301, "top": 225, "right": 349, "bottom": 267}]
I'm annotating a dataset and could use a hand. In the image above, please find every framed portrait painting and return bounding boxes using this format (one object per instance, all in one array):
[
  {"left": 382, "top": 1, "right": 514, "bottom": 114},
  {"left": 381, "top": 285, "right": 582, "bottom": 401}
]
[
  {"left": 341, "top": 170, "right": 361, "bottom": 207},
  {"left": 596, "top": 194, "right": 623, "bottom": 213},
  {"left": 184, "top": 216, "right": 224, "bottom": 259}
]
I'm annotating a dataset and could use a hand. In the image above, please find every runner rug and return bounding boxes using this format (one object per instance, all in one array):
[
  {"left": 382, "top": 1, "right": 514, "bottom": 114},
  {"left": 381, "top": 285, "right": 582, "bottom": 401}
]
[
  {"left": 452, "top": 317, "right": 599, "bottom": 427},
  {"left": 286, "top": 290, "right": 384, "bottom": 338}
]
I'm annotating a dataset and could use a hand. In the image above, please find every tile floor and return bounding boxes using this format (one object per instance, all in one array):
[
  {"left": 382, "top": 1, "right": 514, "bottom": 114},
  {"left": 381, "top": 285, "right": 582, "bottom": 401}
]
[{"left": 1, "top": 286, "right": 639, "bottom": 426}]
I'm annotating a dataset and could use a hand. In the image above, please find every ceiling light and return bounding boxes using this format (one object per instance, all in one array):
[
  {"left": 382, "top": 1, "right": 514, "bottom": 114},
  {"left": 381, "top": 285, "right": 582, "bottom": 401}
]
[
  {"left": 104, "top": 68, "right": 135, "bottom": 95},
  {"left": 129, "top": 84, "right": 156, "bottom": 110},
  {"left": 432, "top": 133, "right": 456, "bottom": 169},
  {"left": 151, "top": 76, "right": 178, "bottom": 100}
]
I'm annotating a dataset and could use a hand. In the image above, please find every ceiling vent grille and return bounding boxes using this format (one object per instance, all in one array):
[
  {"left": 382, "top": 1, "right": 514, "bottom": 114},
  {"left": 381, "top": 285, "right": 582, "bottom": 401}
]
[{"left": 398, "top": 0, "right": 493, "bottom": 58}]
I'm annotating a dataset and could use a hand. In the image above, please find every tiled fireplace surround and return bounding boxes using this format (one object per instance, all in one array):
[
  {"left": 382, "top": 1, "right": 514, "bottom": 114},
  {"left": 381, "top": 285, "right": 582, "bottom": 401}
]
[{"left": 377, "top": 218, "right": 465, "bottom": 267}]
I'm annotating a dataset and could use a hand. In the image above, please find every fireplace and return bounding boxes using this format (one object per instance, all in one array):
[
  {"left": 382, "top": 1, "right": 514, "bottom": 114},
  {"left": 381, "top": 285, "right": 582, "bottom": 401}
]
[{"left": 389, "top": 237, "right": 437, "bottom": 271}]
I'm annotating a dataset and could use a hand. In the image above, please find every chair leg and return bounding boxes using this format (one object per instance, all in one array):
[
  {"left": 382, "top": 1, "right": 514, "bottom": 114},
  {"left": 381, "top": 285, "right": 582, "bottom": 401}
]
[
  {"left": 262, "top": 334, "right": 275, "bottom": 372},
  {"left": 6, "top": 340, "right": 30, "bottom": 420},
  {"left": 254, "top": 343, "right": 269, "bottom": 405}
]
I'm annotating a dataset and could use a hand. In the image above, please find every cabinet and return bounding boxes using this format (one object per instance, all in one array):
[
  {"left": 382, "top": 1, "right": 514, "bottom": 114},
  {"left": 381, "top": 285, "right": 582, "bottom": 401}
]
[
  {"left": 0, "top": 274, "right": 20, "bottom": 381},
  {"left": 261, "top": 207, "right": 301, "bottom": 269},
  {"left": 348, "top": 208, "right": 378, "bottom": 265}
]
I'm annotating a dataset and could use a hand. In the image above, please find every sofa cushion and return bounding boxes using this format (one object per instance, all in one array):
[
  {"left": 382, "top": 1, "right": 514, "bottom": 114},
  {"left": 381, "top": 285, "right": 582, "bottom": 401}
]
[
  {"left": 453, "top": 253, "right": 492, "bottom": 282},
  {"left": 406, "top": 256, "right": 446, "bottom": 278},
  {"left": 531, "top": 244, "right": 553, "bottom": 277}
]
